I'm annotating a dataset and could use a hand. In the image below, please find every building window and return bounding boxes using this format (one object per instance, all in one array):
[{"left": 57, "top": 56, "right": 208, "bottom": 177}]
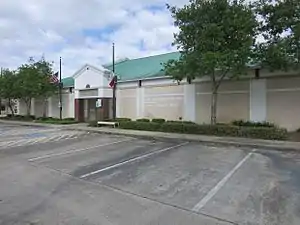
[{"left": 138, "top": 80, "right": 142, "bottom": 87}]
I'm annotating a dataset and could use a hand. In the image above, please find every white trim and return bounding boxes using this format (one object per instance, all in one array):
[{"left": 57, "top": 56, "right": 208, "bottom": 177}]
[
  {"left": 76, "top": 96, "right": 100, "bottom": 99},
  {"left": 75, "top": 86, "right": 111, "bottom": 91},
  {"left": 145, "top": 93, "right": 184, "bottom": 97},
  {"left": 267, "top": 88, "right": 300, "bottom": 92},
  {"left": 197, "top": 90, "right": 248, "bottom": 95},
  {"left": 72, "top": 64, "right": 108, "bottom": 79},
  {"left": 118, "top": 96, "right": 136, "bottom": 98}
]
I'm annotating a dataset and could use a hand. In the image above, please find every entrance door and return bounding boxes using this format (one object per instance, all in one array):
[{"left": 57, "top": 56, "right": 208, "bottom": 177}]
[{"left": 88, "top": 99, "right": 96, "bottom": 121}]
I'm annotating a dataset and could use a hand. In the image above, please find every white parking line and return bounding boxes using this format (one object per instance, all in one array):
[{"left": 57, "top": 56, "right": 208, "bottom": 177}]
[
  {"left": 28, "top": 139, "right": 133, "bottom": 162},
  {"left": 80, "top": 142, "right": 189, "bottom": 179},
  {"left": 192, "top": 149, "right": 257, "bottom": 212}
]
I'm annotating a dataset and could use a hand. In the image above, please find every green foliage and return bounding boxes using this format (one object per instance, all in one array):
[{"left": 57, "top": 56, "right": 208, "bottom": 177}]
[
  {"left": 1, "top": 114, "right": 36, "bottom": 121},
  {"left": 165, "top": 0, "right": 258, "bottom": 124},
  {"left": 231, "top": 120, "right": 276, "bottom": 128},
  {"left": 166, "top": 120, "right": 196, "bottom": 124},
  {"left": 35, "top": 117, "right": 77, "bottom": 124},
  {"left": 115, "top": 118, "right": 131, "bottom": 122},
  {"left": 0, "top": 69, "right": 19, "bottom": 115},
  {"left": 253, "top": 0, "right": 300, "bottom": 71},
  {"left": 136, "top": 118, "right": 150, "bottom": 122},
  {"left": 16, "top": 57, "right": 57, "bottom": 116},
  {"left": 151, "top": 118, "right": 166, "bottom": 123},
  {"left": 117, "top": 121, "right": 287, "bottom": 140}
]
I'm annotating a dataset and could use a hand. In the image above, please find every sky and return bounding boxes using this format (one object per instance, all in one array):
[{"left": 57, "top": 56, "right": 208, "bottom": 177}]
[{"left": 0, "top": 0, "right": 187, "bottom": 77}]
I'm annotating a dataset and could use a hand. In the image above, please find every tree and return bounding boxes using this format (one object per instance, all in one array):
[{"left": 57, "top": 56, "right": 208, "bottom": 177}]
[
  {"left": 32, "top": 57, "right": 57, "bottom": 117},
  {"left": 16, "top": 63, "right": 40, "bottom": 116},
  {"left": 253, "top": 0, "right": 300, "bottom": 71},
  {"left": 16, "top": 57, "right": 57, "bottom": 117},
  {"left": 164, "top": 0, "right": 258, "bottom": 124},
  {"left": 0, "top": 69, "right": 19, "bottom": 116}
]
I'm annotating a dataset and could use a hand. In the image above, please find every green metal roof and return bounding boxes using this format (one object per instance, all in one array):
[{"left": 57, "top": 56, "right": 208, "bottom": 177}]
[
  {"left": 61, "top": 51, "right": 180, "bottom": 87},
  {"left": 105, "top": 52, "right": 180, "bottom": 81},
  {"left": 62, "top": 77, "right": 74, "bottom": 87}
]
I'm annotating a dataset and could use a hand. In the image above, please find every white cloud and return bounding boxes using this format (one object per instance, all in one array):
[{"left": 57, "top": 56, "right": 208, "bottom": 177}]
[{"left": 0, "top": 0, "right": 187, "bottom": 77}]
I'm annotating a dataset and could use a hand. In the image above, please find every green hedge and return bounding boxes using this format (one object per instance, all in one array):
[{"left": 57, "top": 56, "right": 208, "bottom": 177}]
[
  {"left": 118, "top": 121, "right": 287, "bottom": 140},
  {"left": 151, "top": 118, "right": 165, "bottom": 123},
  {"left": 231, "top": 119, "right": 276, "bottom": 128},
  {"left": 103, "top": 118, "right": 132, "bottom": 122},
  {"left": 136, "top": 118, "right": 150, "bottom": 122},
  {"left": 2, "top": 114, "right": 36, "bottom": 121}
]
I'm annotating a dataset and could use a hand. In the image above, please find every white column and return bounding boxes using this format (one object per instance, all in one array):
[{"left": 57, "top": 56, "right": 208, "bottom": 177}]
[
  {"left": 48, "top": 97, "right": 52, "bottom": 117},
  {"left": 116, "top": 89, "right": 121, "bottom": 117},
  {"left": 183, "top": 83, "right": 196, "bottom": 121},
  {"left": 136, "top": 87, "right": 145, "bottom": 118},
  {"left": 69, "top": 93, "right": 75, "bottom": 118},
  {"left": 140, "top": 87, "right": 145, "bottom": 118},
  {"left": 30, "top": 98, "right": 35, "bottom": 115},
  {"left": 136, "top": 88, "right": 140, "bottom": 118},
  {"left": 250, "top": 79, "right": 266, "bottom": 122}
]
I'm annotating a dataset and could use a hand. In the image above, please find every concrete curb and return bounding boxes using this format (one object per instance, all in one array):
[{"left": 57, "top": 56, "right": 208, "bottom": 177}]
[
  {"left": 64, "top": 126, "right": 300, "bottom": 152},
  {"left": 1, "top": 120, "right": 300, "bottom": 152}
]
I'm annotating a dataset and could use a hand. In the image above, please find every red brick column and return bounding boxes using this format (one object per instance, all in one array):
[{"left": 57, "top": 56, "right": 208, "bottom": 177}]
[{"left": 74, "top": 99, "right": 80, "bottom": 121}]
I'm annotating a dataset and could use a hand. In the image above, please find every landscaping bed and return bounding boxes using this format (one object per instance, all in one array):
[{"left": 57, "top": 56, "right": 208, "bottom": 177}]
[
  {"left": 0, "top": 115, "right": 78, "bottom": 125},
  {"left": 35, "top": 117, "right": 78, "bottom": 125},
  {"left": 89, "top": 118, "right": 288, "bottom": 141}
]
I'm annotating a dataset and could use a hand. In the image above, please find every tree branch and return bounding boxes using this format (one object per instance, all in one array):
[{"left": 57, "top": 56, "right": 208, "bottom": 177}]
[{"left": 215, "top": 69, "right": 229, "bottom": 90}]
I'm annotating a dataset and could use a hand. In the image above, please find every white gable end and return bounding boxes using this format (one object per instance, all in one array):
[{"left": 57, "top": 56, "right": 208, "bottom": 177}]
[{"left": 74, "top": 64, "right": 113, "bottom": 90}]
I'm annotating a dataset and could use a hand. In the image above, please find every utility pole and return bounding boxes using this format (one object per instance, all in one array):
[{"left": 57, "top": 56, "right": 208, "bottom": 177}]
[
  {"left": 112, "top": 43, "right": 117, "bottom": 120},
  {"left": 59, "top": 57, "right": 62, "bottom": 120}
]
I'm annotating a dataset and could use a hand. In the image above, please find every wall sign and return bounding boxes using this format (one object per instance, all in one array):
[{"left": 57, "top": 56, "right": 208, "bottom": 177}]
[{"left": 96, "top": 99, "right": 102, "bottom": 108}]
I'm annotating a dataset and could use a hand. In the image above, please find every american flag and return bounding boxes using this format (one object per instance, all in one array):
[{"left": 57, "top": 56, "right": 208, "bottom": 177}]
[
  {"left": 50, "top": 72, "right": 59, "bottom": 84},
  {"left": 109, "top": 75, "right": 117, "bottom": 88}
]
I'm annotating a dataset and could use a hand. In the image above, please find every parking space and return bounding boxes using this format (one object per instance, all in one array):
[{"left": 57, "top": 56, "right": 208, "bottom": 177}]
[{"left": 0, "top": 124, "right": 300, "bottom": 225}]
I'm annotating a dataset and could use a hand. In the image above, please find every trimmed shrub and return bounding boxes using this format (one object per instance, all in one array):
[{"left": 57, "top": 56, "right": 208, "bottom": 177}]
[
  {"left": 136, "top": 118, "right": 150, "bottom": 122},
  {"left": 63, "top": 117, "right": 75, "bottom": 121},
  {"left": 120, "top": 121, "right": 161, "bottom": 131},
  {"left": 167, "top": 120, "right": 196, "bottom": 124},
  {"left": 117, "top": 121, "right": 287, "bottom": 140},
  {"left": 116, "top": 117, "right": 131, "bottom": 122},
  {"left": 231, "top": 120, "right": 275, "bottom": 128},
  {"left": 151, "top": 118, "right": 165, "bottom": 123}
]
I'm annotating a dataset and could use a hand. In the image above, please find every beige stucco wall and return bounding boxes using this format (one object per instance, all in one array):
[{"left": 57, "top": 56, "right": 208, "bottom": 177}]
[
  {"left": 196, "top": 80, "right": 250, "bottom": 124},
  {"left": 117, "top": 88, "right": 137, "bottom": 119},
  {"left": 266, "top": 77, "right": 300, "bottom": 131},
  {"left": 143, "top": 85, "right": 184, "bottom": 120}
]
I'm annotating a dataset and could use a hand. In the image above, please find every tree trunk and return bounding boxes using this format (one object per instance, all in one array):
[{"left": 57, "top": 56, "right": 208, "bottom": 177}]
[
  {"left": 42, "top": 98, "right": 47, "bottom": 118},
  {"left": 24, "top": 99, "right": 31, "bottom": 116},
  {"left": 7, "top": 98, "right": 15, "bottom": 116},
  {"left": 210, "top": 87, "right": 218, "bottom": 125}
]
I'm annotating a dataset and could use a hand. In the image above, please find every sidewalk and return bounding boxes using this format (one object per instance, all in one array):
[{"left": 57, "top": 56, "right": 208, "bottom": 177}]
[{"left": 1, "top": 119, "right": 300, "bottom": 151}]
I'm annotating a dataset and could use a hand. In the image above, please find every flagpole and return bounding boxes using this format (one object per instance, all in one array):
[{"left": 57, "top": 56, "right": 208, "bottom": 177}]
[
  {"left": 112, "top": 43, "right": 116, "bottom": 120},
  {"left": 59, "top": 57, "right": 62, "bottom": 120}
]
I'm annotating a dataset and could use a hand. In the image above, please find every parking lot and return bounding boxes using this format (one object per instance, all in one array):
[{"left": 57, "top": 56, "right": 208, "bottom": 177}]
[{"left": 0, "top": 124, "right": 300, "bottom": 225}]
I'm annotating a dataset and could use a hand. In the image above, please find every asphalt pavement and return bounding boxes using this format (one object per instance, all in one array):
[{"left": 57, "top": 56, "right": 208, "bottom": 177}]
[{"left": 0, "top": 123, "right": 299, "bottom": 225}]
